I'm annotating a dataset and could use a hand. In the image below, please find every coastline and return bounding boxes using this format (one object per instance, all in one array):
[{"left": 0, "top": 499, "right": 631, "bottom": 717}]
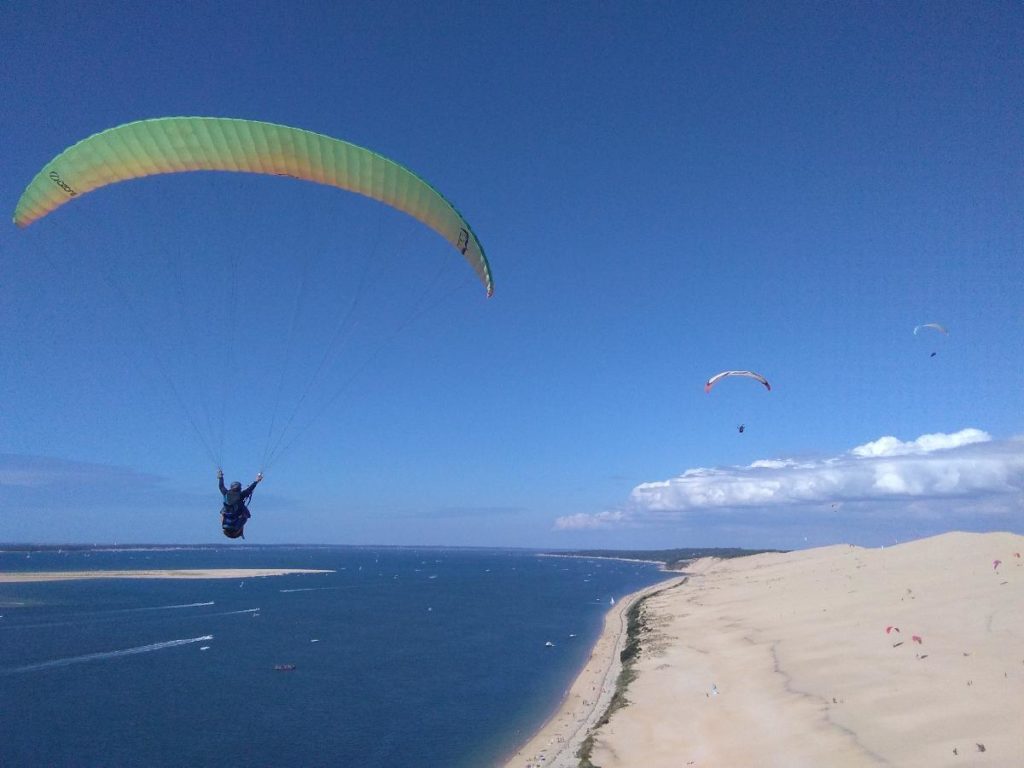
[
  {"left": 536, "top": 552, "right": 672, "bottom": 568},
  {"left": 0, "top": 569, "right": 334, "bottom": 582},
  {"left": 501, "top": 574, "right": 686, "bottom": 768}
]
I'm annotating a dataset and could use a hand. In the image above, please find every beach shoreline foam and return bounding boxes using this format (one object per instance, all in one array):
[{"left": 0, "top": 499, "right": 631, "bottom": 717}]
[{"left": 0, "top": 569, "right": 333, "bottom": 582}]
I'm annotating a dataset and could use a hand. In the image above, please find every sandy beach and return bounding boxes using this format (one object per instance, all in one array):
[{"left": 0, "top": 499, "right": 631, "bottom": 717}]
[
  {"left": 0, "top": 569, "right": 333, "bottom": 582},
  {"left": 503, "top": 575, "right": 686, "bottom": 768},
  {"left": 507, "top": 531, "right": 1023, "bottom": 767}
]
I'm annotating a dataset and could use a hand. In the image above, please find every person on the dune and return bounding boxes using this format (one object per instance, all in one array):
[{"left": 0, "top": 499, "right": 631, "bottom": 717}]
[{"left": 218, "top": 469, "right": 262, "bottom": 539}]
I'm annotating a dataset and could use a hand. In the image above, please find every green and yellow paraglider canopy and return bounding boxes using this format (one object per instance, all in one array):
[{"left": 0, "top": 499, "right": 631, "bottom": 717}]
[{"left": 14, "top": 116, "right": 493, "bottom": 296}]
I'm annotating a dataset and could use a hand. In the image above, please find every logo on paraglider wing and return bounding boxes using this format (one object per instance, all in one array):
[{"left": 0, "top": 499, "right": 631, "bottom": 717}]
[
  {"left": 48, "top": 170, "right": 78, "bottom": 197},
  {"left": 457, "top": 228, "right": 469, "bottom": 254}
]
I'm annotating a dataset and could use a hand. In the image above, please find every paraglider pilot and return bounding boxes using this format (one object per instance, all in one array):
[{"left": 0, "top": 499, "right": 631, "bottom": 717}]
[{"left": 218, "top": 469, "right": 263, "bottom": 539}]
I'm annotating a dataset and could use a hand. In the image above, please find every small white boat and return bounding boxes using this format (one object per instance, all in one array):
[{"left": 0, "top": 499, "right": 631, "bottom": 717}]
[{"left": 545, "top": 641, "right": 555, "bottom": 647}]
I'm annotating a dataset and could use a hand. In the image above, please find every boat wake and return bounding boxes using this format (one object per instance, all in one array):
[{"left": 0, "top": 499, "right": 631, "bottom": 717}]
[
  {"left": 132, "top": 601, "right": 216, "bottom": 611},
  {"left": 2, "top": 635, "right": 215, "bottom": 674},
  {"left": 1, "top": 602, "right": 219, "bottom": 630}
]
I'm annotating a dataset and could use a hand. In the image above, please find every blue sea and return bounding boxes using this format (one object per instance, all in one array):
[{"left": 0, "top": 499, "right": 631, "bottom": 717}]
[{"left": 0, "top": 547, "right": 668, "bottom": 767}]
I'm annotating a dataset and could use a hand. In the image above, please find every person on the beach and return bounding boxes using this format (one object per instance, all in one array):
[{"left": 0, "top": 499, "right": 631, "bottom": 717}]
[{"left": 218, "top": 469, "right": 263, "bottom": 539}]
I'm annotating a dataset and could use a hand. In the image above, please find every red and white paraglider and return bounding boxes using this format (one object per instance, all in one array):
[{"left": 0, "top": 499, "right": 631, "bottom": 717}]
[{"left": 704, "top": 370, "right": 771, "bottom": 434}]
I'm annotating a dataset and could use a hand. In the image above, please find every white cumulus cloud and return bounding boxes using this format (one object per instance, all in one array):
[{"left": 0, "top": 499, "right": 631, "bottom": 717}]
[
  {"left": 850, "top": 428, "right": 990, "bottom": 458},
  {"left": 555, "top": 429, "right": 1024, "bottom": 531}
]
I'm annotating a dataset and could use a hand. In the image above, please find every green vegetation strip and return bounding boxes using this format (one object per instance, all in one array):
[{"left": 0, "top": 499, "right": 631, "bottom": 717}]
[
  {"left": 577, "top": 578, "right": 687, "bottom": 768},
  {"left": 549, "top": 547, "right": 782, "bottom": 570}
]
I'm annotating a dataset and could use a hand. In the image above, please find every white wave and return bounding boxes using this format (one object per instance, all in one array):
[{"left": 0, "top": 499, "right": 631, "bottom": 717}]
[
  {"left": 2, "top": 602, "right": 220, "bottom": 630},
  {"left": 2, "top": 635, "right": 214, "bottom": 674},
  {"left": 130, "top": 601, "right": 216, "bottom": 612}
]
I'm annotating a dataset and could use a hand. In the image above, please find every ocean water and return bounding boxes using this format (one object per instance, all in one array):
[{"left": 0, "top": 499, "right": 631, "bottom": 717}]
[{"left": 0, "top": 547, "right": 668, "bottom": 767}]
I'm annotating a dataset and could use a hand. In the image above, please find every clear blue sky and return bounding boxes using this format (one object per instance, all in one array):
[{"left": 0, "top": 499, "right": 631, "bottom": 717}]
[{"left": 1, "top": 1, "right": 1021, "bottom": 548}]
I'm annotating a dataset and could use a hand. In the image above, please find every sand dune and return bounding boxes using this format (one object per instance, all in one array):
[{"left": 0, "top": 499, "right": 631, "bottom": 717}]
[{"left": 586, "top": 532, "right": 1023, "bottom": 767}]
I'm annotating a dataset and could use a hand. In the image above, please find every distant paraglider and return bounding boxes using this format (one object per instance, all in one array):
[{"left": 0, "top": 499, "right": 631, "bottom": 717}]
[
  {"left": 913, "top": 323, "right": 948, "bottom": 358},
  {"left": 886, "top": 626, "right": 902, "bottom": 647},
  {"left": 704, "top": 372, "right": 769, "bottom": 434}
]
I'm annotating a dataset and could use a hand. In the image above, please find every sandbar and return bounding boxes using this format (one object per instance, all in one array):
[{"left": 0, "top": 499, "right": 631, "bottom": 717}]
[{"left": 0, "top": 569, "right": 333, "bottom": 583}]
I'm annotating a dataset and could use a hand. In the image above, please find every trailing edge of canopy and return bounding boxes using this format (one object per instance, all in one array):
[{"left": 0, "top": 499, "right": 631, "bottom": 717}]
[{"left": 13, "top": 116, "right": 493, "bottom": 296}]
